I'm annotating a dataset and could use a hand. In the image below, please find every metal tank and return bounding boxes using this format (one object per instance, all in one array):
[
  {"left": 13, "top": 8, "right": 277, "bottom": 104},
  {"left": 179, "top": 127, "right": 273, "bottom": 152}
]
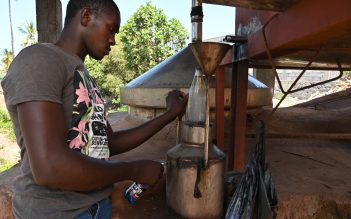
[
  {"left": 166, "top": 42, "right": 230, "bottom": 219},
  {"left": 120, "top": 45, "right": 273, "bottom": 120},
  {"left": 166, "top": 124, "right": 226, "bottom": 219}
]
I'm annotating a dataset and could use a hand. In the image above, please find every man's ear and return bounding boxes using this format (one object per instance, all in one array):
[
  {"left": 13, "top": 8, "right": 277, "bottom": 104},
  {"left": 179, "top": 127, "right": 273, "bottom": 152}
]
[{"left": 80, "top": 8, "right": 93, "bottom": 26}]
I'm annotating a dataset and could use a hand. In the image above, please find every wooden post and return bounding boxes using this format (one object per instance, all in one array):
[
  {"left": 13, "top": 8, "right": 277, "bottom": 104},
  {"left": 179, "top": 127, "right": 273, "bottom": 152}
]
[{"left": 36, "top": 0, "right": 62, "bottom": 43}]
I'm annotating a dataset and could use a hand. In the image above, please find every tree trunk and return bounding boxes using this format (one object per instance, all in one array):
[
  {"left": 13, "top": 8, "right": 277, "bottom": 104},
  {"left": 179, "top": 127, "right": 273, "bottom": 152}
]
[{"left": 8, "top": 0, "right": 15, "bottom": 56}]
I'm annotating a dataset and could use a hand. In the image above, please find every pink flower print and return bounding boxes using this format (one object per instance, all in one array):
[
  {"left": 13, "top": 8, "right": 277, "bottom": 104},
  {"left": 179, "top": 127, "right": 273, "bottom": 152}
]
[
  {"left": 69, "top": 135, "right": 84, "bottom": 149},
  {"left": 72, "top": 120, "right": 88, "bottom": 134},
  {"left": 90, "top": 82, "right": 103, "bottom": 104},
  {"left": 76, "top": 82, "right": 91, "bottom": 107},
  {"left": 69, "top": 120, "right": 88, "bottom": 149},
  {"left": 95, "top": 93, "right": 103, "bottom": 104}
]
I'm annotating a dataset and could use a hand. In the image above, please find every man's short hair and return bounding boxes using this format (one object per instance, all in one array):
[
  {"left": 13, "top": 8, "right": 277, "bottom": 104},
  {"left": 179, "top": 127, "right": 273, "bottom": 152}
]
[{"left": 64, "top": 0, "right": 120, "bottom": 27}]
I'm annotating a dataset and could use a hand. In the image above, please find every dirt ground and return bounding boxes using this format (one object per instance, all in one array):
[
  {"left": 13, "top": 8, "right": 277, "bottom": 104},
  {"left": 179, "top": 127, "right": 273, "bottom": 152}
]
[
  {"left": 1, "top": 87, "right": 351, "bottom": 218},
  {"left": 0, "top": 88, "right": 20, "bottom": 165},
  {"left": 0, "top": 134, "right": 19, "bottom": 164},
  {"left": 108, "top": 95, "right": 351, "bottom": 218}
]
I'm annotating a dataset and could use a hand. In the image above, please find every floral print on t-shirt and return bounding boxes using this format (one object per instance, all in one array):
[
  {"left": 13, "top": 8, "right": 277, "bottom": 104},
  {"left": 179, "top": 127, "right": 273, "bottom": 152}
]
[{"left": 66, "top": 70, "right": 109, "bottom": 159}]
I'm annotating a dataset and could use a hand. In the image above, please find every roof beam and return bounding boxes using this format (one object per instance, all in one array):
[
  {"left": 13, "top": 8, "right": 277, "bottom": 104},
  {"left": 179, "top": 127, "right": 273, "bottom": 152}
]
[
  {"left": 247, "top": 0, "right": 351, "bottom": 59},
  {"left": 203, "top": 0, "right": 297, "bottom": 11}
]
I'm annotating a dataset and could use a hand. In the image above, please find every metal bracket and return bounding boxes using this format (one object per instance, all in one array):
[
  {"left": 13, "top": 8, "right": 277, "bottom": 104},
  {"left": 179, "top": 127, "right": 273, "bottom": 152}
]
[
  {"left": 224, "top": 35, "right": 248, "bottom": 62},
  {"left": 261, "top": 15, "right": 345, "bottom": 114}
]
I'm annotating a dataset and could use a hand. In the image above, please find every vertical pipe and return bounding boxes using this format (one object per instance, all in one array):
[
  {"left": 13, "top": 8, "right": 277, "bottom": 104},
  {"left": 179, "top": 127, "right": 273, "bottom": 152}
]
[
  {"left": 176, "top": 117, "right": 181, "bottom": 145},
  {"left": 204, "top": 76, "right": 210, "bottom": 168},
  {"left": 191, "top": 0, "right": 203, "bottom": 42},
  {"left": 215, "top": 67, "right": 225, "bottom": 151},
  {"left": 229, "top": 59, "right": 248, "bottom": 171}
]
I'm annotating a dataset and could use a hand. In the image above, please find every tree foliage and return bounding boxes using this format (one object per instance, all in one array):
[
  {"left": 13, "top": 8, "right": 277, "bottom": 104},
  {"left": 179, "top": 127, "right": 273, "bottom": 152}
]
[
  {"left": 86, "top": 2, "right": 188, "bottom": 108},
  {"left": 119, "top": 1, "right": 188, "bottom": 77},
  {"left": 18, "top": 21, "right": 37, "bottom": 47},
  {"left": 85, "top": 36, "right": 132, "bottom": 106},
  {"left": 1, "top": 49, "right": 14, "bottom": 75}
]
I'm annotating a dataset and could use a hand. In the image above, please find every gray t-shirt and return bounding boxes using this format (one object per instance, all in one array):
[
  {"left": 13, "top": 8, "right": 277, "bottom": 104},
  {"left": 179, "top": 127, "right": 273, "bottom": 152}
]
[{"left": 1, "top": 43, "right": 113, "bottom": 219}]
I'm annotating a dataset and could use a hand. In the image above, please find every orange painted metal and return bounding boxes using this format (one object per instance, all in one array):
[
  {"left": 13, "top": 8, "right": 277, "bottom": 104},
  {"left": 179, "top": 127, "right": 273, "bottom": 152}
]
[
  {"left": 219, "top": 46, "right": 249, "bottom": 171},
  {"left": 215, "top": 67, "right": 225, "bottom": 151},
  {"left": 220, "top": 49, "right": 233, "bottom": 66},
  {"left": 229, "top": 60, "right": 248, "bottom": 171},
  {"left": 246, "top": 0, "right": 351, "bottom": 59}
]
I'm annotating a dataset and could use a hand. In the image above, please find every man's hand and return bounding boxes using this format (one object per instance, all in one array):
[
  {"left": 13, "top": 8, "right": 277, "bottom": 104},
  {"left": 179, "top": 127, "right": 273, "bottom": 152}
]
[
  {"left": 133, "top": 160, "right": 164, "bottom": 187},
  {"left": 107, "top": 90, "right": 188, "bottom": 156},
  {"left": 166, "top": 90, "right": 188, "bottom": 118}
]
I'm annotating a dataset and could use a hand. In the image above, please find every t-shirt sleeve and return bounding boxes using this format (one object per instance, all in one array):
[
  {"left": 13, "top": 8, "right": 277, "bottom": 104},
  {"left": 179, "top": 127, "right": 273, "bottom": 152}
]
[{"left": 1, "top": 44, "right": 67, "bottom": 106}]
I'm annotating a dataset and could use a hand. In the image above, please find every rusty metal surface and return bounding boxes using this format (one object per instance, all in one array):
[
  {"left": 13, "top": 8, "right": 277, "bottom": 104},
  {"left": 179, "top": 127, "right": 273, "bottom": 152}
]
[
  {"left": 189, "top": 42, "right": 232, "bottom": 76},
  {"left": 246, "top": 0, "right": 351, "bottom": 68},
  {"left": 166, "top": 143, "right": 225, "bottom": 218},
  {"left": 229, "top": 60, "right": 249, "bottom": 171},
  {"left": 215, "top": 67, "right": 225, "bottom": 151},
  {"left": 203, "top": 0, "right": 298, "bottom": 11},
  {"left": 250, "top": 50, "right": 351, "bottom": 70}
]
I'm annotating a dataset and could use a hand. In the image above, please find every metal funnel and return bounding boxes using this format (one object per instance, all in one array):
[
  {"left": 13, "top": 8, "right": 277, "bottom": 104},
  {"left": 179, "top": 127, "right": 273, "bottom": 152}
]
[{"left": 189, "top": 42, "right": 232, "bottom": 76}]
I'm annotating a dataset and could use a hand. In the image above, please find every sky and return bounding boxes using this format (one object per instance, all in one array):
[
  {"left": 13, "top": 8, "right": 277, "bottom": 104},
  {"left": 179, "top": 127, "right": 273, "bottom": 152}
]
[{"left": 0, "top": 0, "right": 236, "bottom": 56}]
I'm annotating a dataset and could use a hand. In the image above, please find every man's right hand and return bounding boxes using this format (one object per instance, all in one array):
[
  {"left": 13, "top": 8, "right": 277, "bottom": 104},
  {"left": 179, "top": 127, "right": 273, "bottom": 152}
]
[
  {"left": 132, "top": 160, "right": 164, "bottom": 187},
  {"left": 165, "top": 90, "right": 188, "bottom": 119}
]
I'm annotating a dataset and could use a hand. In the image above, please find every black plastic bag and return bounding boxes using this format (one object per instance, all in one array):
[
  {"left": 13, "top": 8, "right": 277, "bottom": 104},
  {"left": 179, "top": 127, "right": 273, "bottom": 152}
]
[{"left": 225, "top": 120, "right": 277, "bottom": 219}]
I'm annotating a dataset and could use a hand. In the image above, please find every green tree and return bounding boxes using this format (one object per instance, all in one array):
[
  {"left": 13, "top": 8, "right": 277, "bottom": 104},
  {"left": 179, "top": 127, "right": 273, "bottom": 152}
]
[
  {"left": 119, "top": 1, "right": 188, "bottom": 77},
  {"left": 18, "top": 21, "right": 37, "bottom": 47},
  {"left": 1, "top": 49, "right": 14, "bottom": 74},
  {"left": 85, "top": 36, "right": 132, "bottom": 106}
]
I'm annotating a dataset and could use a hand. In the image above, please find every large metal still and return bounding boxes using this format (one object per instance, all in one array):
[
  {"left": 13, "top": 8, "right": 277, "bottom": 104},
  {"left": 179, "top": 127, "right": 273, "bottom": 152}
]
[{"left": 166, "top": 42, "right": 231, "bottom": 219}]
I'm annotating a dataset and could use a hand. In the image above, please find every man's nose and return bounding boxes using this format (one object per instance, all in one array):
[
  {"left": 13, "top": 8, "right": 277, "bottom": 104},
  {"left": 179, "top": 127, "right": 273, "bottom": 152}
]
[{"left": 109, "top": 35, "right": 116, "bottom": 46}]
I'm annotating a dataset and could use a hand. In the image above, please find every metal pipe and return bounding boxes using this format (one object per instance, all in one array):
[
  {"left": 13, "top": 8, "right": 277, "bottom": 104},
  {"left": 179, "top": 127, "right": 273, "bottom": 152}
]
[
  {"left": 215, "top": 67, "right": 225, "bottom": 151},
  {"left": 176, "top": 117, "right": 182, "bottom": 145},
  {"left": 204, "top": 76, "right": 210, "bottom": 168},
  {"left": 191, "top": 0, "right": 203, "bottom": 42}
]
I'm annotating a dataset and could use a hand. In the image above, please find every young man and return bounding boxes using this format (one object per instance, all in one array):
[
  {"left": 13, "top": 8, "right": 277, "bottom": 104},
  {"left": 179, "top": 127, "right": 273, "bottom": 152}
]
[{"left": 1, "top": 0, "right": 188, "bottom": 218}]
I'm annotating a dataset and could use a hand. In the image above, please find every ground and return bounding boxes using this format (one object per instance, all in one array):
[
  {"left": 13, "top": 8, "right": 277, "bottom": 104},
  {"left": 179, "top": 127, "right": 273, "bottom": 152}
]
[
  {"left": 0, "top": 88, "right": 20, "bottom": 165},
  {"left": 106, "top": 97, "right": 351, "bottom": 218},
  {"left": 1, "top": 82, "right": 351, "bottom": 218}
]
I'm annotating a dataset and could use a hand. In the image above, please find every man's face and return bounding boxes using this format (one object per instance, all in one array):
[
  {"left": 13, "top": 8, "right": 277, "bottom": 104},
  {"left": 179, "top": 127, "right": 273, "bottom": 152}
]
[{"left": 83, "top": 8, "right": 120, "bottom": 60}]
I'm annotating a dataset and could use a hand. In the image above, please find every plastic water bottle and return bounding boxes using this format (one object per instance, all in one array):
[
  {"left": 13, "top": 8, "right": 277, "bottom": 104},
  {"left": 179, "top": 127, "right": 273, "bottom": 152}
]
[{"left": 124, "top": 182, "right": 149, "bottom": 204}]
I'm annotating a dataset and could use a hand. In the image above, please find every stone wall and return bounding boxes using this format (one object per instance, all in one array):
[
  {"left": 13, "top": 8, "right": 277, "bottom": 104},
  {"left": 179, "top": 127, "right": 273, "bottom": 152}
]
[{"left": 273, "top": 70, "right": 349, "bottom": 101}]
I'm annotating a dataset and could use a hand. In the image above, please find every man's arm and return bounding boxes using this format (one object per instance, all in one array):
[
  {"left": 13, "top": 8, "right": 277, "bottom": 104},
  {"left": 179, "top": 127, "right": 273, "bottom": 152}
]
[
  {"left": 107, "top": 90, "right": 188, "bottom": 156},
  {"left": 18, "top": 101, "right": 162, "bottom": 191}
]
